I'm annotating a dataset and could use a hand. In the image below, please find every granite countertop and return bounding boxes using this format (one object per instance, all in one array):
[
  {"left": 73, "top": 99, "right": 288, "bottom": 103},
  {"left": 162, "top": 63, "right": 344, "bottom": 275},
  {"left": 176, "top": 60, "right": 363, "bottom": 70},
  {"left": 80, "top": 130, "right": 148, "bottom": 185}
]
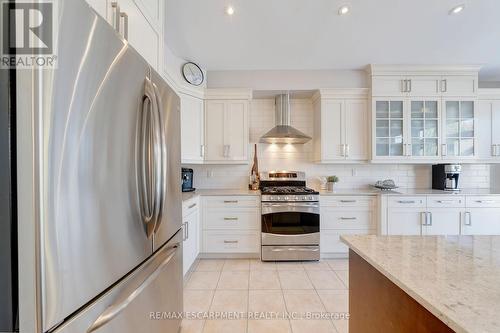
[
  {"left": 341, "top": 235, "right": 500, "bottom": 333},
  {"left": 182, "top": 189, "right": 261, "bottom": 201}
]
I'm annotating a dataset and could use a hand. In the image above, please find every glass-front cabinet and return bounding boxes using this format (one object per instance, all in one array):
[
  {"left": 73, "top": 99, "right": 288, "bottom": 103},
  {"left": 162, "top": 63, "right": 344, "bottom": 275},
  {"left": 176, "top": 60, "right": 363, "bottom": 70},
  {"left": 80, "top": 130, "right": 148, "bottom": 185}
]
[
  {"left": 410, "top": 100, "right": 440, "bottom": 158},
  {"left": 442, "top": 100, "right": 476, "bottom": 158},
  {"left": 373, "top": 98, "right": 441, "bottom": 160},
  {"left": 374, "top": 100, "right": 405, "bottom": 158},
  {"left": 373, "top": 98, "right": 475, "bottom": 161}
]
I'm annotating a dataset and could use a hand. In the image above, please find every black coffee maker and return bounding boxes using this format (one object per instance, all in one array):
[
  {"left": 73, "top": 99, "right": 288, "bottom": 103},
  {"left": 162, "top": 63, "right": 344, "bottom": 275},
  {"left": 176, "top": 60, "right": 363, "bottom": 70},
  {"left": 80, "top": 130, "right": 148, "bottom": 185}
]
[
  {"left": 181, "top": 168, "right": 195, "bottom": 192},
  {"left": 432, "top": 164, "right": 461, "bottom": 191}
]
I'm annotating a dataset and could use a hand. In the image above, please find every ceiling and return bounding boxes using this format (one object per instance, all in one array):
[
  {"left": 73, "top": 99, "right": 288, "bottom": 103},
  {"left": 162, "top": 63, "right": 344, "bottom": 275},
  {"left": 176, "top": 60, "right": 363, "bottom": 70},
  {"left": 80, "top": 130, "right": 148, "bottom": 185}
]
[{"left": 165, "top": 0, "right": 500, "bottom": 81}]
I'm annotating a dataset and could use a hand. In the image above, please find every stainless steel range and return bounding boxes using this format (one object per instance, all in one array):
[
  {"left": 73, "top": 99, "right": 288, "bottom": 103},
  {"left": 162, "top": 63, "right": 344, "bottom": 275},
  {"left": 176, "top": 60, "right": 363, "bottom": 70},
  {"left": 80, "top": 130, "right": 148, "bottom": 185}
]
[{"left": 260, "top": 171, "right": 320, "bottom": 261}]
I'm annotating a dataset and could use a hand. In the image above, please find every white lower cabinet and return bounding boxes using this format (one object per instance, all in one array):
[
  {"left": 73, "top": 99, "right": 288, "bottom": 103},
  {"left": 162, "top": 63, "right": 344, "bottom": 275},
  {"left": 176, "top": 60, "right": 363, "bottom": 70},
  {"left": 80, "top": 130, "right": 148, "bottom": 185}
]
[
  {"left": 461, "top": 208, "right": 500, "bottom": 235},
  {"left": 424, "top": 208, "right": 461, "bottom": 235},
  {"left": 320, "top": 196, "right": 376, "bottom": 254},
  {"left": 385, "top": 195, "right": 500, "bottom": 236},
  {"left": 201, "top": 196, "right": 260, "bottom": 254},
  {"left": 182, "top": 197, "right": 199, "bottom": 276}
]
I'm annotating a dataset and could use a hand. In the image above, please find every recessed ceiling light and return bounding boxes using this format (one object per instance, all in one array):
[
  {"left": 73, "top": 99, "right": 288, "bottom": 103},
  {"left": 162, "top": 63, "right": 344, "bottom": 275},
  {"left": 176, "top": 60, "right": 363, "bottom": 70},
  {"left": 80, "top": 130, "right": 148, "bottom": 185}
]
[
  {"left": 225, "top": 6, "right": 235, "bottom": 16},
  {"left": 449, "top": 4, "right": 465, "bottom": 15},
  {"left": 338, "top": 5, "right": 350, "bottom": 15}
]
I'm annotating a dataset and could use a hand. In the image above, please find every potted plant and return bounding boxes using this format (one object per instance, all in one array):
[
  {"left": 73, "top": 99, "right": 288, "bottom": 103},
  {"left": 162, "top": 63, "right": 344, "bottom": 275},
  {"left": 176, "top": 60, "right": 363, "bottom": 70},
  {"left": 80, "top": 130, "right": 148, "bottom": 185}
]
[{"left": 326, "top": 176, "right": 339, "bottom": 192}]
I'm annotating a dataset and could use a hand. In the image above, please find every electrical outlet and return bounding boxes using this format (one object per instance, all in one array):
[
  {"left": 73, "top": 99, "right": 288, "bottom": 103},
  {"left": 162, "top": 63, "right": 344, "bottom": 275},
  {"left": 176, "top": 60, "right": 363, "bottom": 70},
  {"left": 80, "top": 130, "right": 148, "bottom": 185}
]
[{"left": 352, "top": 168, "right": 357, "bottom": 177}]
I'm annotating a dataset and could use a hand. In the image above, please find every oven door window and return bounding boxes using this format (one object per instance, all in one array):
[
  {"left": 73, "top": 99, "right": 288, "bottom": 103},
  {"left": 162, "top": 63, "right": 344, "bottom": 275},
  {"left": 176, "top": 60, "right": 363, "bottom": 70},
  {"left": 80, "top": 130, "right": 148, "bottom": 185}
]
[{"left": 262, "top": 212, "right": 319, "bottom": 235}]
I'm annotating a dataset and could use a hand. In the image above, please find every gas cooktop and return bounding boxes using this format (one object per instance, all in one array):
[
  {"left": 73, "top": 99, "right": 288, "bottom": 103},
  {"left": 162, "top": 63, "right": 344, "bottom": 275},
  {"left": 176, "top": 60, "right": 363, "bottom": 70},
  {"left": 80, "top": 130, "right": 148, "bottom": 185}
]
[{"left": 261, "top": 186, "right": 318, "bottom": 195}]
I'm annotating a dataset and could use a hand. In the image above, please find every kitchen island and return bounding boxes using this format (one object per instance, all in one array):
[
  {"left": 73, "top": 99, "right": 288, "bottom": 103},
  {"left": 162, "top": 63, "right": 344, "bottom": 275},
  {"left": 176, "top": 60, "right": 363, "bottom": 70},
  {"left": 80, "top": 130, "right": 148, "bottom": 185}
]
[{"left": 341, "top": 235, "right": 500, "bottom": 333}]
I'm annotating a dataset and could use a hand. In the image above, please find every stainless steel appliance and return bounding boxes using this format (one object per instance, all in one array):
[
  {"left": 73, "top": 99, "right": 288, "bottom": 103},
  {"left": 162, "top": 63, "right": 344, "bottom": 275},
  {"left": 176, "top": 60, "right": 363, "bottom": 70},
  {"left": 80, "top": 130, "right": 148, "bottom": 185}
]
[
  {"left": 182, "top": 168, "right": 195, "bottom": 192},
  {"left": 260, "top": 171, "right": 320, "bottom": 261},
  {"left": 259, "top": 94, "right": 312, "bottom": 144},
  {"left": 432, "top": 164, "right": 461, "bottom": 191},
  {"left": 12, "top": 0, "right": 183, "bottom": 332}
]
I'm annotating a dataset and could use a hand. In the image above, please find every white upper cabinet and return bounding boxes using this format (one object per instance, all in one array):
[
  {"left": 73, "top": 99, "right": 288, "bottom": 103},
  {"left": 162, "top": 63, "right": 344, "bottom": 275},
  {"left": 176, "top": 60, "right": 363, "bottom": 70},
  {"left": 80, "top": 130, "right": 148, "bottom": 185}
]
[
  {"left": 440, "top": 76, "right": 477, "bottom": 97},
  {"left": 313, "top": 89, "right": 369, "bottom": 163},
  {"left": 85, "top": 0, "right": 161, "bottom": 71},
  {"left": 203, "top": 90, "right": 251, "bottom": 164},
  {"left": 180, "top": 94, "right": 204, "bottom": 164},
  {"left": 204, "top": 100, "right": 226, "bottom": 161},
  {"left": 477, "top": 92, "right": 500, "bottom": 161},
  {"left": 369, "top": 65, "right": 480, "bottom": 163},
  {"left": 116, "top": 0, "right": 160, "bottom": 70},
  {"left": 371, "top": 76, "right": 407, "bottom": 97}
]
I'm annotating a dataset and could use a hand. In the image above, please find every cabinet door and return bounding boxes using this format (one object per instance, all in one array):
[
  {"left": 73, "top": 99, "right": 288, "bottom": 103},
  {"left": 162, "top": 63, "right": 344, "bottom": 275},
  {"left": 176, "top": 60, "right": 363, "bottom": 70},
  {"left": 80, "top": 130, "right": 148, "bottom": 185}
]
[
  {"left": 118, "top": 0, "right": 160, "bottom": 70},
  {"left": 476, "top": 101, "right": 495, "bottom": 159},
  {"left": 462, "top": 208, "right": 500, "bottom": 235},
  {"left": 373, "top": 99, "right": 406, "bottom": 158},
  {"left": 387, "top": 208, "right": 424, "bottom": 235},
  {"left": 372, "top": 76, "right": 406, "bottom": 97},
  {"left": 492, "top": 101, "right": 500, "bottom": 158},
  {"left": 409, "top": 99, "right": 440, "bottom": 158},
  {"left": 441, "top": 76, "right": 476, "bottom": 96},
  {"left": 406, "top": 76, "right": 440, "bottom": 97},
  {"left": 183, "top": 209, "right": 199, "bottom": 276},
  {"left": 442, "top": 99, "right": 476, "bottom": 158},
  {"left": 204, "top": 100, "right": 226, "bottom": 161},
  {"left": 321, "top": 99, "right": 345, "bottom": 160},
  {"left": 180, "top": 95, "right": 204, "bottom": 163},
  {"left": 345, "top": 99, "right": 369, "bottom": 160},
  {"left": 225, "top": 101, "right": 248, "bottom": 161},
  {"left": 425, "top": 209, "right": 461, "bottom": 235}
]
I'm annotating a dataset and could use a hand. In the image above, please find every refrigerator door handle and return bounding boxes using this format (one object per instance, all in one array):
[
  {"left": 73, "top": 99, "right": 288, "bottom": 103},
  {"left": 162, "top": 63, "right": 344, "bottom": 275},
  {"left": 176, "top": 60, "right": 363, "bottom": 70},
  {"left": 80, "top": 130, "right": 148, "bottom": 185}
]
[
  {"left": 139, "top": 85, "right": 154, "bottom": 237},
  {"left": 152, "top": 81, "right": 166, "bottom": 234},
  {"left": 86, "top": 243, "right": 180, "bottom": 333}
]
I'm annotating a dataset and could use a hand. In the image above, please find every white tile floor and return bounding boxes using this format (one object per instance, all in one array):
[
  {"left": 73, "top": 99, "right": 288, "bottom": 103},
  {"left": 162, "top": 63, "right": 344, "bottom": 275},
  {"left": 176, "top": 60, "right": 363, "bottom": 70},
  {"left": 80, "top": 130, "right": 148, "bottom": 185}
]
[{"left": 181, "top": 259, "right": 349, "bottom": 333}]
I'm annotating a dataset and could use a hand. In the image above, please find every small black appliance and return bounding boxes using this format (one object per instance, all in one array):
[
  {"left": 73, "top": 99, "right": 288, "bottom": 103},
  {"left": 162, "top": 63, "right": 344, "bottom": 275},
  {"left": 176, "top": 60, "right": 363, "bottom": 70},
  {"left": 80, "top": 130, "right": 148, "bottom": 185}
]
[
  {"left": 432, "top": 164, "right": 461, "bottom": 191},
  {"left": 181, "top": 168, "right": 195, "bottom": 192}
]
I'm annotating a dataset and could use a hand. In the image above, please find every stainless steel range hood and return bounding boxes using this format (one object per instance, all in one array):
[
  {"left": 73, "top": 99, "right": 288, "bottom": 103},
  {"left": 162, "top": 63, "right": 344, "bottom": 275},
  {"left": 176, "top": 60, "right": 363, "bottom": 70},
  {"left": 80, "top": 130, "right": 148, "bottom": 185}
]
[{"left": 259, "top": 94, "right": 312, "bottom": 144}]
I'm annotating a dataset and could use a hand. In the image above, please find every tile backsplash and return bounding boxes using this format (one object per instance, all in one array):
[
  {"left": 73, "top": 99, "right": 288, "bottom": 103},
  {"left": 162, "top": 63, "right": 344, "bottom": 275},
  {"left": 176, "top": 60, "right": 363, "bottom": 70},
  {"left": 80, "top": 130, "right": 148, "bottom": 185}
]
[{"left": 185, "top": 99, "right": 491, "bottom": 190}]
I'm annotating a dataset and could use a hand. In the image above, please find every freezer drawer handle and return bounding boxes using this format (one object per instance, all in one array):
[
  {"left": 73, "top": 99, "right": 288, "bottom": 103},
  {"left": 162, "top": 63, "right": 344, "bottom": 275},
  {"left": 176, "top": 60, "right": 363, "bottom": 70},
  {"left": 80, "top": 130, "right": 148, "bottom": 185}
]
[{"left": 87, "top": 244, "right": 179, "bottom": 333}]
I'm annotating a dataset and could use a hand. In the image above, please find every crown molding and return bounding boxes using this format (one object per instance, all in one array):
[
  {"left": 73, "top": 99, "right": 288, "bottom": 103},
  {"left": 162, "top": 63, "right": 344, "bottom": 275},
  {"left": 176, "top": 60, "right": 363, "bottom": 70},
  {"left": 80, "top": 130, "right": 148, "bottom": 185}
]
[
  {"left": 367, "top": 64, "right": 482, "bottom": 76},
  {"left": 312, "top": 88, "right": 370, "bottom": 102},
  {"left": 204, "top": 88, "right": 253, "bottom": 100}
]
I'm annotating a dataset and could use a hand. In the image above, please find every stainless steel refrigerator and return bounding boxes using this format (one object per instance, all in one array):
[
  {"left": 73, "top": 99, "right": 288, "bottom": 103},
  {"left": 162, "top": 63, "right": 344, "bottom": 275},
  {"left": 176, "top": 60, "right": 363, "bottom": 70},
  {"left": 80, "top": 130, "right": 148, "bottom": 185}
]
[{"left": 10, "top": 0, "right": 183, "bottom": 332}]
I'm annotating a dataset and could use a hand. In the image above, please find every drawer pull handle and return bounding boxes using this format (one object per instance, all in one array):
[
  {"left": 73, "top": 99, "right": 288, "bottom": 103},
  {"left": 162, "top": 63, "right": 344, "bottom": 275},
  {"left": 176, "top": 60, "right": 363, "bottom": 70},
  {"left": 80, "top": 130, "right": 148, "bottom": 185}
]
[
  {"left": 340, "top": 200, "right": 356, "bottom": 203},
  {"left": 224, "top": 200, "right": 239, "bottom": 204},
  {"left": 398, "top": 200, "right": 416, "bottom": 204},
  {"left": 476, "top": 200, "right": 495, "bottom": 204},
  {"left": 224, "top": 217, "right": 239, "bottom": 221},
  {"left": 436, "top": 200, "right": 454, "bottom": 204},
  {"left": 188, "top": 203, "right": 197, "bottom": 209},
  {"left": 223, "top": 240, "right": 239, "bottom": 244},
  {"left": 340, "top": 217, "right": 357, "bottom": 220}
]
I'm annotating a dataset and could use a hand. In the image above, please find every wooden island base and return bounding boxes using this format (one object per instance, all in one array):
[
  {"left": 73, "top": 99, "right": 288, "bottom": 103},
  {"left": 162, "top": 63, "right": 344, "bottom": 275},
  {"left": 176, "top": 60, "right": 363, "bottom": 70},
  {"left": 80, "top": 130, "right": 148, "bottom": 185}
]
[{"left": 349, "top": 250, "right": 455, "bottom": 333}]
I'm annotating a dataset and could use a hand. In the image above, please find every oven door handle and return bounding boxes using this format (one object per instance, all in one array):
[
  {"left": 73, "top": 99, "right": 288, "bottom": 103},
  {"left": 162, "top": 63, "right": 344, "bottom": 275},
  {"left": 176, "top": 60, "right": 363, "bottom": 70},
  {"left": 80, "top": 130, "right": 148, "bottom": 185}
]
[{"left": 262, "top": 203, "right": 320, "bottom": 215}]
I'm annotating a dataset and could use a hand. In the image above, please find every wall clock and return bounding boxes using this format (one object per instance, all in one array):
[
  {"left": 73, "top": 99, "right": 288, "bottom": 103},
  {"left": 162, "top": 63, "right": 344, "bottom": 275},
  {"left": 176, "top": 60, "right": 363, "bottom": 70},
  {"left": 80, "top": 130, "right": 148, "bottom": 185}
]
[{"left": 182, "top": 62, "right": 204, "bottom": 86}]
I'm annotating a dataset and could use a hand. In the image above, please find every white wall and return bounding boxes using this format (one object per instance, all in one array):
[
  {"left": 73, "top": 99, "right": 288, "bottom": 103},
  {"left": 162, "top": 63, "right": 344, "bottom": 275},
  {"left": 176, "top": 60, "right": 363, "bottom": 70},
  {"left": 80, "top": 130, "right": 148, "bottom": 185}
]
[
  {"left": 206, "top": 70, "right": 368, "bottom": 90},
  {"left": 185, "top": 98, "right": 490, "bottom": 190}
]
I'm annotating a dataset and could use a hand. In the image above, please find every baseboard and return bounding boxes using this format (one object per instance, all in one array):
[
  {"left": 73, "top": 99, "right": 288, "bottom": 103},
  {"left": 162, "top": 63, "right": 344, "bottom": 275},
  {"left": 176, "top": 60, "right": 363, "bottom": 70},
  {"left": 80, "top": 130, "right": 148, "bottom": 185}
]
[{"left": 198, "top": 253, "right": 261, "bottom": 259}]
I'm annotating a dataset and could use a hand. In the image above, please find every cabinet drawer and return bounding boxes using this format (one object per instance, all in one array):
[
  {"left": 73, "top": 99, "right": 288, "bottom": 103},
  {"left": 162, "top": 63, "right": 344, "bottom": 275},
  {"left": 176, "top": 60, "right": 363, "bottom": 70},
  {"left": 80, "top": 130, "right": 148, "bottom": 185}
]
[
  {"left": 182, "top": 197, "right": 199, "bottom": 217},
  {"left": 321, "top": 209, "right": 374, "bottom": 230},
  {"left": 204, "top": 196, "right": 260, "bottom": 208},
  {"left": 427, "top": 196, "right": 465, "bottom": 208},
  {"left": 203, "top": 230, "right": 260, "bottom": 253},
  {"left": 321, "top": 229, "right": 375, "bottom": 253},
  {"left": 320, "top": 196, "right": 376, "bottom": 208},
  {"left": 466, "top": 196, "right": 500, "bottom": 208},
  {"left": 204, "top": 209, "right": 259, "bottom": 230},
  {"left": 388, "top": 196, "right": 426, "bottom": 208}
]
